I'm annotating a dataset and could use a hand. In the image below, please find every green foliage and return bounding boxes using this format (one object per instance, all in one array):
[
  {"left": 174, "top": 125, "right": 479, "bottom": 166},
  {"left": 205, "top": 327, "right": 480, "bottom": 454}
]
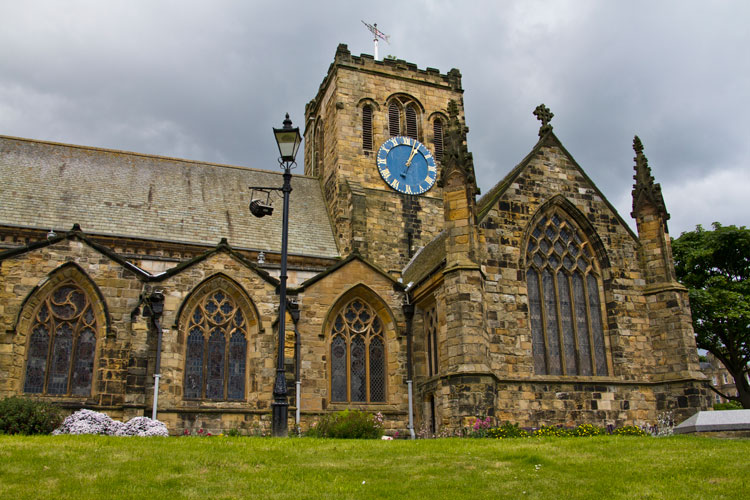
[
  {"left": 0, "top": 396, "right": 62, "bottom": 435},
  {"left": 673, "top": 223, "right": 750, "bottom": 408},
  {"left": 306, "top": 410, "right": 384, "bottom": 439},
  {"left": 569, "top": 423, "right": 607, "bottom": 437},
  {"left": 611, "top": 425, "right": 650, "bottom": 437},
  {"left": 225, "top": 428, "right": 242, "bottom": 437},
  {"left": 714, "top": 400, "right": 743, "bottom": 410},
  {"left": 487, "top": 422, "right": 529, "bottom": 439}
]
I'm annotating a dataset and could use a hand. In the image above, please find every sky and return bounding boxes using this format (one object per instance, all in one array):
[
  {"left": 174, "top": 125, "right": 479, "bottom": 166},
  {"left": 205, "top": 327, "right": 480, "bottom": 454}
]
[{"left": 1, "top": 0, "right": 748, "bottom": 236}]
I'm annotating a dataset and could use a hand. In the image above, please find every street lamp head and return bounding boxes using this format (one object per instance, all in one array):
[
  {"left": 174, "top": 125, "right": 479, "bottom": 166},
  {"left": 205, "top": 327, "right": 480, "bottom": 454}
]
[{"left": 273, "top": 113, "right": 302, "bottom": 165}]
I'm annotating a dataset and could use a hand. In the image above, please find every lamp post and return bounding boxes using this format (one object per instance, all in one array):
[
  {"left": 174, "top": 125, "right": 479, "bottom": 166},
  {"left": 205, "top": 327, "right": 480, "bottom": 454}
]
[{"left": 249, "top": 113, "right": 301, "bottom": 437}]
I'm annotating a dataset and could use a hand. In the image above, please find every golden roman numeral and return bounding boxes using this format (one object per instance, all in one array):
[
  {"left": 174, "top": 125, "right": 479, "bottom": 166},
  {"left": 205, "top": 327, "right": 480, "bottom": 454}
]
[
  {"left": 377, "top": 157, "right": 387, "bottom": 165},
  {"left": 428, "top": 165, "right": 437, "bottom": 173},
  {"left": 380, "top": 168, "right": 391, "bottom": 178},
  {"left": 405, "top": 184, "right": 413, "bottom": 194},
  {"left": 390, "top": 178, "right": 399, "bottom": 189}
]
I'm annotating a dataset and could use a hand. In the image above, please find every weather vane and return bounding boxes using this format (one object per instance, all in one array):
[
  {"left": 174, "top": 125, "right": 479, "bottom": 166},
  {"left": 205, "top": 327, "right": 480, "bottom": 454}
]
[{"left": 361, "top": 20, "right": 390, "bottom": 60}]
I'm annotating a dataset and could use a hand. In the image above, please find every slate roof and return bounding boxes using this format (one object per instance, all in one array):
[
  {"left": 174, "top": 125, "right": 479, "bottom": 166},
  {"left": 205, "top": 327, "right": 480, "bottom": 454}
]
[
  {"left": 402, "top": 230, "right": 446, "bottom": 286},
  {"left": 0, "top": 135, "right": 339, "bottom": 258}
]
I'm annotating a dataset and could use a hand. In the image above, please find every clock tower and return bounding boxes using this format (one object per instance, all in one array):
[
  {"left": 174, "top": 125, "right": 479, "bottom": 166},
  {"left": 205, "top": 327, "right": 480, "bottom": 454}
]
[{"left": 304, "top": 44, "right": 466, "bottom": 275}]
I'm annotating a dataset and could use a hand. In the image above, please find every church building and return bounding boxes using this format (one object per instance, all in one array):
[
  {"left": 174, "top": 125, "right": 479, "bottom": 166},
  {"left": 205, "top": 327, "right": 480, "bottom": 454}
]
[{"left": 0, "top": 44, "right": 709, "bottom": 435}]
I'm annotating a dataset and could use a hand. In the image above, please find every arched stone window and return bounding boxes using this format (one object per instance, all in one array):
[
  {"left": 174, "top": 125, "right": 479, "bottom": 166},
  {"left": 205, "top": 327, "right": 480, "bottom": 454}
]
[
  {"left": 362, "top": 104, "right": 373, "bottom": 150},
  {"left": 23, "top": 281, "right": 99, "bottom": 396},
  {"left": 330, "top": 298, "right": 386, "bottom": 403},
  {"left": 388, "top": 102, "right": 400, "bottom": 137},
  {"left": 182, "top": 278, "right": 255, "bottom": 401},
  {"left": 526, "top": 210, "right": 609, "bottom": 376},
  {"left": 405, "top": 104, "right": 418, "bottom": 139},
  {"left": 433, "top": 118, "right": 444, "bottom": 162}
]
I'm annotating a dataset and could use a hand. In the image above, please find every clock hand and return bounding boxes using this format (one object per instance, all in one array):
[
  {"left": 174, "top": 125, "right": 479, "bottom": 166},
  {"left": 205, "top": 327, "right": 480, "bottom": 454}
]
[{"left": 402, "top": 140, "right": 419, "bottom": 177}]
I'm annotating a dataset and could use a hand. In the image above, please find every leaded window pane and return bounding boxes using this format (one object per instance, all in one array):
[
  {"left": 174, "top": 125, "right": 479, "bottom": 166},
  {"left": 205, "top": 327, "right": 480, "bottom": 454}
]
[
  {"left": 573, "top": 272, "right": 593, "bottom": 375},
  {"left": 24, "top": 325, "right": 50, "bottom": 393},
  {"left": 227, "top": 332, "right": 246, "bottom": 400},
  {"left": 184, "top": 328, "right": 204, "bottom": 399},
  {"left": 558, "top": 271, "right": 577, "bottom": 375},
  {"left": 369, "top": 337, "right": 385, "bottom": 402},
  {"left": 331, "top": 335, "right": 347, "bottom": 402},
  {"left": 206, "top": 330, "right": 225, "bottom": 399},
  {"left": 542, "top": 269, "right": 562, "bottom": 375},
  {"left": 71, "top": 327, "right": 95, "bottom": 396},
  {"left": 588, "top": 274, "right": 608, "bottom": 375},
  {"left": 526, "top": 211, "right": 608, "bottom": 376},
  {"left": 350, "top": 335, "right": 366, "bottom": 402},
  {"left": 184, "top": 287, "right": 250, "bottom": 401},
  {"left": 24, "top": 283, "right": 99, "bottom": 396},
  {"left": 48, "top": 324, "right": 73, "bottom": 395},
  {"left": 330, "top": 298, "right": 387, "bottom": 403},
  {"left": 527, "top": 269, "right": 547, "bottom": 374}
]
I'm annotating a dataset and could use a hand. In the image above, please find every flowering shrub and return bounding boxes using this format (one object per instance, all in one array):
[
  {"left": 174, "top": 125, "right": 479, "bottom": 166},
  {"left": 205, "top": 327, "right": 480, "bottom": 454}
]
[
  {"left": 306, "top": 410, "right": 384, "bottom": 439},
  {"left": 487, "top": 422, "right": 529, "bottom": 439},
  {"left": 115, "top": 416, "right": 168, "bottom": 437},
  {"left": 53, "top": 409, "right": 167, "bottom": 437},
  {"left": 467, "top": 416, "right": 493, "bottom": 438},
  {"left": 570, "top": 423, "right": 607, "bottom": 437},
  {"left": 0, "top": 396, "right": 62, "bottom": 435},
  {"left": 611, "top": 425, "right": 650, "bottom": 437}
]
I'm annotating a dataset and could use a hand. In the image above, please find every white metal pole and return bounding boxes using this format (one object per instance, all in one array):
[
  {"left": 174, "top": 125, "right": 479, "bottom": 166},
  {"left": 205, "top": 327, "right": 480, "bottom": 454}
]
[
  {"left": 295, "top": 381, "right": 301, "bottom": 428},
  {"left": 152, "top": 374, "right": 160, "bottom": 420},
  {"left": 374, "top": 37, "right": 379, "bottom": 61}
]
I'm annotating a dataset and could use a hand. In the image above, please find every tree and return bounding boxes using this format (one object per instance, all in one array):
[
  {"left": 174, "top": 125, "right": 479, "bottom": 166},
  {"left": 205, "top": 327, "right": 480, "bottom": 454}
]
[{"left": 673, "top": 223, "right": 750, "bottom": 408}]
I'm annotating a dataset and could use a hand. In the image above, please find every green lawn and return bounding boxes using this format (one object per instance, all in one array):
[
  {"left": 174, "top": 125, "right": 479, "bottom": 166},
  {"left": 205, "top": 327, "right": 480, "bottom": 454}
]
[{"left": 1, "top": 435, "right": 748, "bottom": 499}]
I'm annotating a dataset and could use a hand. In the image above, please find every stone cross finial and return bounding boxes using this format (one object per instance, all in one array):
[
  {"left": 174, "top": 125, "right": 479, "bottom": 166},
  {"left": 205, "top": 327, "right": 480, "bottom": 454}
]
[{"left": 533, "top": 104, "right": 554, "bottom": 137}]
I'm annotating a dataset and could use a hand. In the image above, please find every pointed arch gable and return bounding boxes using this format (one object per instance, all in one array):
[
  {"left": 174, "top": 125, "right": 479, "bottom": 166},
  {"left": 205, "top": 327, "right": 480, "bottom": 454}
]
[
  {"left": 522, "top": 195, "right": 611, "bottom": 273},
  {"left": 14, "top": 262, "right": 110, "bottom": 337}
]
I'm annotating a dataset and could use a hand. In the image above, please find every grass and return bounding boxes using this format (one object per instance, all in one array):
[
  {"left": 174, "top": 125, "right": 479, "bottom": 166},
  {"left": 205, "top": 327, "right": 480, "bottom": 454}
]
[{"left": 1, "top": 435, "right": 748, "bottom": 499}]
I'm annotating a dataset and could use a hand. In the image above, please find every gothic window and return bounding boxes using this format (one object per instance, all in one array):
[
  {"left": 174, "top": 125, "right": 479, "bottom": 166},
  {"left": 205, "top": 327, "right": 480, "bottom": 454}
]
[
  {"left": 405, "top": 104, "right": 418, "bottom": 139},
  {"left": 526, "top": 211, "right": 609, "bottom": 376},
  {"left": 184, "top": 290, "right": 248, "bottom": 400},
  {"left": 330, "top": 298, "right": 386, "bottom": 403},
  {"left": 23, "top": 282, "right": 98, "bottom": 396},
  {"left": 314, "top": 118, "right": 324, "bottom": 177},
  {"left": 388, "top": 102, "right": 400, "bottom": 137},
  {"left": 362, "top": 105, "right": 373, "bottom": 150},
  {"left": 433, "top": 118, "right": 444, "bottom": 162},
  {"left": 424, "top": 304, "right": 439, "bottom": 377}
]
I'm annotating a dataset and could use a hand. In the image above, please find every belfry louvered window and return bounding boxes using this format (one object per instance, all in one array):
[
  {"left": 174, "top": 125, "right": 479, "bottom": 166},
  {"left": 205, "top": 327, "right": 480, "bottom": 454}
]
[
  {"left": 425, "top": 303, "right": 439, "bottom": 377},
  {"left": 184, "top": 290, "right": 248, "bottom": 400},
  {"left": 388, "top": 102, "right": 400, "bottom": 137},
  {"left": 526, "top": 212, "right": 608, "bottom": 376},
  {"left": 433, "top": 119, "right": 444, "bottom": 161},
  {"left": 24, "top": 282, "right": 98, "bottom": 396},
  {"left": 330, "top": 299, "right": 386, "bottom": 403},
  {"left": 362, "top": 105, "right": 373, "bottom": 150},
  {"left": 405, "top": 105, "right": 418, "bottom": 139}
]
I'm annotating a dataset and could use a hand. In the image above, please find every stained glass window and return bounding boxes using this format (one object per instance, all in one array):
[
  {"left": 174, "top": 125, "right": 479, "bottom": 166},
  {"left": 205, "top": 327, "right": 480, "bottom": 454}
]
[
  {"left": 183, "top": 289, "right": 249, "bottom": 400},
  {"left": 329, "top": 299, "right": 386, "bottom": 403},
  {"left": 23, "top": 283, "right": 98, "bottom": 396},
  {"left": 526, "top": 211, "right": 609, "bottom": 376}
]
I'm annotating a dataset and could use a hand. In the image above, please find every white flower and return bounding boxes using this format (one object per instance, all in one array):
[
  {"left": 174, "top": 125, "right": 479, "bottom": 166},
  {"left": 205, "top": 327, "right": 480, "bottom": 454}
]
[{"left": 381, "top": 435, "right": 393, "bottom": 440}]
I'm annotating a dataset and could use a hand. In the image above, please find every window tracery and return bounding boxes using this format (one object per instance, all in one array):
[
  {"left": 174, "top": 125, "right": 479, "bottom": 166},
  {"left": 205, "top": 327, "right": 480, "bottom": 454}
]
[
  {"left": 23, "top": 282, "right": 98, "bottom": 396},
  {"left": 526, "top": 211, "right": 609, "bottom": 376},
  {"left": 330, "top": 298, "right": 386, "bottom": 403},
  {"left": 184, "top": 290, "right": 248, "bottom": 400}
]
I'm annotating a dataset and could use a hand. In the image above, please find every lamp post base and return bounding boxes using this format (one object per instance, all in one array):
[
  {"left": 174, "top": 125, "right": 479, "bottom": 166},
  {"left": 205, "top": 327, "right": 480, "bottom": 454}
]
[{"left": 271, "top": 400, "right": 289, "bottom": 437}]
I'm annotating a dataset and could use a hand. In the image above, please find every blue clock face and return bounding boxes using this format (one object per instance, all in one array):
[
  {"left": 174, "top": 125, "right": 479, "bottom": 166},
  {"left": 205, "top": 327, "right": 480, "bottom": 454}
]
[{"left": 376, "top": 136, "right": 437, "bottom": 195}]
